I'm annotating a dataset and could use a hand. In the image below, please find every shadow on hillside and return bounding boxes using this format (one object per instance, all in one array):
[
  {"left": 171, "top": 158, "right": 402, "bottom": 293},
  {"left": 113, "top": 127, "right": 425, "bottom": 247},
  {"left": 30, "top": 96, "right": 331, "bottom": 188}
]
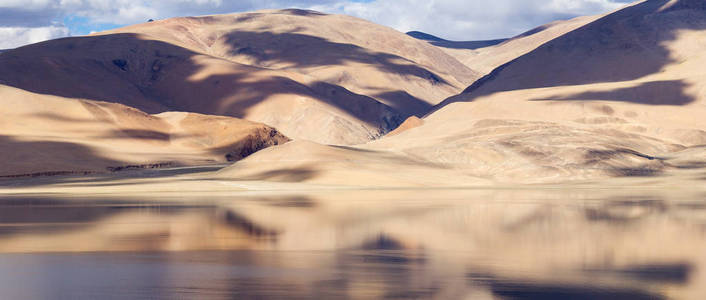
[
  {"left": 226, "top": 9, "right": 327, "bottom": 24},
  {"left": 0, "top": 135, "right": 123, "bottom": 178},
  {"left": 94, "top": 129, "right": 171, "bottom": 141},
  {"left": 220, "top": 30, "right": 450, "bottom": 86},
  {"left": 436, "top": 0, "right": 706, "bottom": 109},
  {"left": 0, "top": 115, "right": 283, "bottom": 180},
  {"left": 511, "top": 23, "right": 555, "bottom": 39},
  {"left": 0, "top": 32, "right": 405, "bottom": 132},
  {"left": 0, "top": 165, "right": 227, "bottom": 188},
  {"left": 374, "top": 90, "right": 432, "bottom": 117},
  {"left": 530, "top": 80, "right": 694, "bottom": 105},
  {"left": 232, "top": 167, "right": 320, "bottom": 183}
]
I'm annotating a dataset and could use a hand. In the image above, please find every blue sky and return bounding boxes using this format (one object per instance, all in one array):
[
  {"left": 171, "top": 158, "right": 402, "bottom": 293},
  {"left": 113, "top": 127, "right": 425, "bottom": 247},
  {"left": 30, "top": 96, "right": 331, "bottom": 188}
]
[
  {"left": 0, "top": 0, "right": 633, "bottom": 49},
  {"left": 62, "top": 16, "right": 116, "bottom": 35}
]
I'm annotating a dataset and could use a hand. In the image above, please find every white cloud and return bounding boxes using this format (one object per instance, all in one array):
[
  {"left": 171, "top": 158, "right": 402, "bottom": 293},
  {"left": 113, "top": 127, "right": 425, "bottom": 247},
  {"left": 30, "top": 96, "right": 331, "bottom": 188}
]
[
  {"left": 0, "top": 0, "right": 337, "bottom": 26},
  {"left": 312, "top": 0, "right": 631, "bottom": 40},
  {"left": 0, "top": 0, "right": 55, "bottom": 9},
  {"left": 0, "top": 25, "right": 69, "bottom": 49}
]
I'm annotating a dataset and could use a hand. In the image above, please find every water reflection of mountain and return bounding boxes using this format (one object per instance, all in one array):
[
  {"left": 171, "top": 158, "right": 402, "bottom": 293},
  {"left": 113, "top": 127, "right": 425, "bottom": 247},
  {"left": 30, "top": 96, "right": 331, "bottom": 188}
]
[{"left": 1, "top": 189, "right": 705, "bottom": 299}]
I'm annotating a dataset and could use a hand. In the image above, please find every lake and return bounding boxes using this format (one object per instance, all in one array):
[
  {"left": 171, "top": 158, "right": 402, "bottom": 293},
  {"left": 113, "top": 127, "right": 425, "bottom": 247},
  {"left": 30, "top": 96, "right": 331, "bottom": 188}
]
[{"left": 0, "top": 189, "right": 704, "bottom": 299}]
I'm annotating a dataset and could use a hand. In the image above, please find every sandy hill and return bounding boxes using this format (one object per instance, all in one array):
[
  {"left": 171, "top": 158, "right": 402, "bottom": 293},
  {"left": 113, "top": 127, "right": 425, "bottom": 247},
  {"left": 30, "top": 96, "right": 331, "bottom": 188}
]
[
  {"left": 0, "top": 9, "right": 477, "bottom": 145},
  {"left": 437, "top": 0, "right": 706, "bottom": 110},
  {"left": 0, "top": 85, "right": 288, "bottom": 177},
  {"left": 392, "top": 0, "right": 706, "bottom": 182},
  {"left": 215, "top": 0, "right": 706, "bottom": 186},
  {"left": 109, "top": 10, "right": 478, "bottom": 110},
  {"left": 438, "top": 15, "right": 604, "bottom": 74},
  {"left": 216, "top": 140, "right": 490, "bottom": 187}
]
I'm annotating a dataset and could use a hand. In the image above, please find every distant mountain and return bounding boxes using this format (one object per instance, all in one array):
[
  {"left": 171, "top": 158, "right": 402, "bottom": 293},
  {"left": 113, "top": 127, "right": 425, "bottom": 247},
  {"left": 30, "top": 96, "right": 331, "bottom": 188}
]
[
  {"left": 409, "top": 15, "right": 603, "bottom": 74},
  {"left": 406, "top": 31, "right": 446, "bottom": 42},
  {"left": 406, "top": 31, "right": 507, "bottom": 50}
]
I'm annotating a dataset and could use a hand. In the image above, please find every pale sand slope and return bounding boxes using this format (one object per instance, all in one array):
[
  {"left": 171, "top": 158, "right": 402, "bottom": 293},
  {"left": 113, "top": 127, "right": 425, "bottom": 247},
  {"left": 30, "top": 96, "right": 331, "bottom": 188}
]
[
  {"left": 0, "top": 85, "right": 288, "bottom": 177},
  {"left": 441, "top": 15, "right": 603, "bottom": 74},
  {"left": 0, "top": 9, "right": 476, "bottom": 145},
  {"left": 215, "top": 128, "right": 706, "bottom": 186},
  {"left": 216, "top": 0, "right": 706, "bottom": 185},
  {"left": 217, "top": 140, "right": 492, "bottom": 187}
]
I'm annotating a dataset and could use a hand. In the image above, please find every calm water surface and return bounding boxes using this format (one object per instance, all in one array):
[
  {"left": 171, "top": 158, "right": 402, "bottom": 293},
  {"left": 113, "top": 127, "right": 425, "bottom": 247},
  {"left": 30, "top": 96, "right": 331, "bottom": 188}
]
[{"left": 0, "top": 189, "right": 704, "bottom": 299}]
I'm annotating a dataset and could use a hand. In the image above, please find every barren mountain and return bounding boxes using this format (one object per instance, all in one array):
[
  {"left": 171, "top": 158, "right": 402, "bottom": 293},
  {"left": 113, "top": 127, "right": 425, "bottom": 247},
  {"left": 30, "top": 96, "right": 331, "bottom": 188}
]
[
  {"left": 219, "top": 0, "right": 706, "bottom": 185},
  {"left": 390, "top": 0, "right": 706, "bottom": 182},
  {"left": 108, "top": 10, "right": 478, "bottom": 110},
  {"left": 0, "top": 9, "right": 476, "bottom": 145}
]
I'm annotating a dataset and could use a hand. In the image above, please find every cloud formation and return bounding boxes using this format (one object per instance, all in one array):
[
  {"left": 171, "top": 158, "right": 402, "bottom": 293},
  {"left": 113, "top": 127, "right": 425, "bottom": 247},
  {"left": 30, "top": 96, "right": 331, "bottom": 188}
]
[
  {"left": 0, "top": 26, "right": 69, "bottom": 49},
  {"left": 0, "top": 0, "right": 632, "bottom": 49},
  {"left": 313, "top": 0, "right": 632, "bottom": 40}
]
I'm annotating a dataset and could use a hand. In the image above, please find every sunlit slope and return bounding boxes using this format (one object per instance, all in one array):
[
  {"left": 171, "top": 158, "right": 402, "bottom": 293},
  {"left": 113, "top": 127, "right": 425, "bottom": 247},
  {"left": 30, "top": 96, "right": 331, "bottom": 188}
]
[
  {"left": 440, "top": 15, "right": 604, "bottom": 74},
  {"left": 0, "top": 85, "right": 288, "bottom": 177}
]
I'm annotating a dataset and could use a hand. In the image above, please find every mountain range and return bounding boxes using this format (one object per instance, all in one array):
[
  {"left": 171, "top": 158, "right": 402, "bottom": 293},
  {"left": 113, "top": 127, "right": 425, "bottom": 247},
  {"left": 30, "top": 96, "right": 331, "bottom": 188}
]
[{"left": 2, "top": 0, "right": 705, "bottom": 187}]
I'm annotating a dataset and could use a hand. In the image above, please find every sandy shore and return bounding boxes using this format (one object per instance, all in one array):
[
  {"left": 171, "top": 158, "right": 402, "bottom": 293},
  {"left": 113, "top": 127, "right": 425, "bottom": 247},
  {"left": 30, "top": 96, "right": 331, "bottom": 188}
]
[{"left": 1, "top": 162, "right": 704, "bottom": 199}]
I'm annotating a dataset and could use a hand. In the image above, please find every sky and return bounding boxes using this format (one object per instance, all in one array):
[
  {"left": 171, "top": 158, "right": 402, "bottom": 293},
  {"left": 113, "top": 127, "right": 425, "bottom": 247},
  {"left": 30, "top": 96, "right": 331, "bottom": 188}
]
[{"left": 0, "top": 0, "right": 634, "bottom": 49}]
